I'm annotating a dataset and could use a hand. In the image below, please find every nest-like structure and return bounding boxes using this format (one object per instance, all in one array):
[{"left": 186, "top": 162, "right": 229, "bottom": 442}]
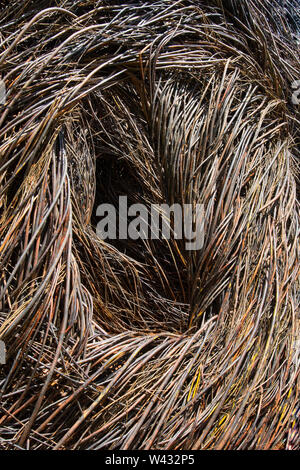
[{"left": 0, "top": 0, "right": 299, "bottom": 450}]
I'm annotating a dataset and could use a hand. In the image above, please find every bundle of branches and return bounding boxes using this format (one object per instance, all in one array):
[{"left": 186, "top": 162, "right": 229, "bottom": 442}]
[{"left": 0, "top": 0, "right": 299, "bottom": 450}]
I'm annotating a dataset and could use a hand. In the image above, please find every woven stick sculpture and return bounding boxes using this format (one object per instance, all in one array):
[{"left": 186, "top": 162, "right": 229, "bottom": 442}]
[{"left": 0, "top": 0, "right": 299, "bottom": 450}]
